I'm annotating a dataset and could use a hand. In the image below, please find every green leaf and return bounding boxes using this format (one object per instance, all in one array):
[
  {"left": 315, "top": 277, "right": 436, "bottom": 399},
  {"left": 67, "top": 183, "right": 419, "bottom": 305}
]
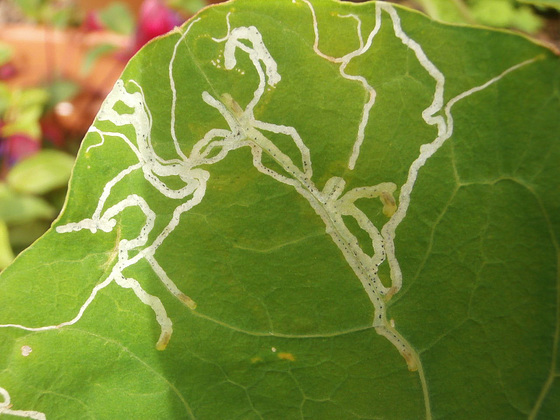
[
  {"left": 0, "top": 83, "right": 9, "bottom": 115},
  {"left": 167, "top": 0, "right": 207, "bottom": 14},
  {"left": 98, "top": 2, "right": 135, "bottom": 35},
  {"left": 44, "top": 79, "right": 80, "bottom": 110},
  {"left": 7, "top": 220, "right": 52, "bottom": 254},
  {"left": 44, "top": 6, "right": 74, "bottom": 29},
  {"left": 413, "top": 0, "right": 475, "bottom": 24},
  {"left": 1, "top": 0, "right": 559, "bottom": 419},
  {"left": 415, "top": 0, "right": 544, "bottom": 33},
  {"left": 469, "top": 0, "right": 544, "bottom": 33},
  {"left": 0, "top": 184, "right": 55, "bottom": 224},
  {"left": 511, "top": 5, "right": 544, "bottom": 33},
  {"left": 518, "top": 0, "right": 560, "bottom": 10},
  {"left": 2, "top": 87, "right": 48, "bottom": 139},
  {"left": 470, "top": 0, "right": 518, "bottom": 27},
  {"left": 0, "top": 221, "right": 15, "bottom": 270},
  {"left": 11, "top": 0, "right": 44, "bottom": 21},
  {"left": 0, "top": 42, "right": 13, "bottom": 67},
  {"left": 7, "top": 150, "right": 75, "bottom": 195},
  {"left": 81, "top": 44, "right": 119, "bottom": 76}
]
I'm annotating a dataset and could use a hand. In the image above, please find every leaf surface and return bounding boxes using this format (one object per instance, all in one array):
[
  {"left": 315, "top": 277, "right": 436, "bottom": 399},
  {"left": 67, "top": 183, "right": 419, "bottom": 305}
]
[{"left": 1, "top": 1, "right": 559, "bottom": 419}]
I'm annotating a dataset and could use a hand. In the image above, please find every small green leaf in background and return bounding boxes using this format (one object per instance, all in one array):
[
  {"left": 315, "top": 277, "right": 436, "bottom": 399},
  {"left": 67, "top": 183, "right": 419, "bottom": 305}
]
[
  {"left": 98, "top": 2, "right": 136, "bottom": 35},
  {"left": 12, "top": 0, "right": 80, "bottom": 27},
  {"left": 519, "top": 0, "right": 560, "bottom": 10},
  {"left": 7, "top": 220, "right": 52, "bottom": 255},
  {"left": 11, "top": 0, "right": 43, "bottom": 22},
  {"left": 0, "top": 221, "right": 15, "bottom": 270},
  {"left": 0, "top": 83, "right": 9, "bottom": 115},
  {"left": 1, "top": 87, "right": 48, "bottom": 139},
  {"left": 0, "top": 183, "right": 56, "bottom": 224},
  {"left": 510, "top": 5, "right": 545, "bottom": 33},
  {"left": 43, "top": 3, "right": 77, "bottom": 28},
  {"left": 6, "top": 150, "right": 75, "bottom": 195},
  {"left": 44, "top": 79, "right": 80, "bottom": 111},
  {"left": 470, "top": 0, "right": 543, "bottom": 32},
  {"left": 415, "top": 0, "right": 546, "bottom": 33},
  {"left": 81, "top": 44, "right": 119, "bottom": 76},
  {"left": 0, "top": 42, "right": 13, "bottom": 67},
  {"left": 167, "top": 0, "right": 207, "bottom": 14},
  {"left": 414, "top": 0, "right": 475, "bottom": 24},
  {"left": 0, "top": 0, "right": 558, "bottom": 419}
]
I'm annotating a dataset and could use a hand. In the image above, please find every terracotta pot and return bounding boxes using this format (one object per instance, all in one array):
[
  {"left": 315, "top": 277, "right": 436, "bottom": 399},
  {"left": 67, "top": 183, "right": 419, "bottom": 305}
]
[{"left": 0, "top": 24, "right": 128, "bottom": 136}]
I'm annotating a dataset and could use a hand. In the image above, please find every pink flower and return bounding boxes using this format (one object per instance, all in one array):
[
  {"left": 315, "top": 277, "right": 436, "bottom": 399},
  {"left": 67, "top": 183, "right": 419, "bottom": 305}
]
[
  {"left": 82, "top": 11, "right": 105, "bottom": 32},
  {"left": 0, "top": 63, "right": 17, "bottom": 80},
  {"left": 133, "top": 0, "right": 183, "bottom": 53},
  {"left": 40, "top": 117, "right": 65, "bottom": 148},
  {"left": 0, "top": 133, "right": 40, "bottom": 171}
]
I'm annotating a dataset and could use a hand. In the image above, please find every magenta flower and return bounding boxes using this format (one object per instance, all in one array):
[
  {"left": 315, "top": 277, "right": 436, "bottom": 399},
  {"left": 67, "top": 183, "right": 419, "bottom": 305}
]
[
  {"left": 0, "top": 63, "right": 17, "bottom": 81},
  {"left": 82, "top": 11, "right": 105, "bottom": 32},
  {"left": 133, "top": 0, "right": 184, "bottom": 54},
  {"left": 0, "top": 132, "right": 40, "bottom": 175}
]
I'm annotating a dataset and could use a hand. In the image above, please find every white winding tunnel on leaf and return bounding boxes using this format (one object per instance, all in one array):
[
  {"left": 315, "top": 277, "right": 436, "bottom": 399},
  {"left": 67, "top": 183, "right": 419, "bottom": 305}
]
[{"left": 0, "top": 386, "right": 46, "bottom": 420}]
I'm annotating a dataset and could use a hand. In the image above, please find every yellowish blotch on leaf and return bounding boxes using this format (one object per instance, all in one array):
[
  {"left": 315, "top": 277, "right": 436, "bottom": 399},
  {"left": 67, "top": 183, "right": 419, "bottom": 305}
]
[
  {"left": 277, "top": 352, "right": 295, "bottom": 361},
  {"left": 380, "top": 191, "right": 397, "bottom": 217},
  {"left": 156, "top": 331, "right": 171, "bottom": 351},
  {"left": 179, "top": 293, "right": 197, "bottom": 309}
]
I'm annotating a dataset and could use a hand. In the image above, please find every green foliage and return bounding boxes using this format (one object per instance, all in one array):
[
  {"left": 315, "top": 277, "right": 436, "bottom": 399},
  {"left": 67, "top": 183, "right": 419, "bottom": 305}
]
[
  {"left": 414, "top": 0, "right": 474, "bottom": 24},
  {"left": 519, "top": 0, "right": 560, "bottom": 9},
  {"left": 0, "top": 183, "right": 55, "bottom": 223},
  {"left": 469, "top": 0, "right": 542, "bottom": 32},
  {"left": 12, "top": 0, "right": 81, "bottom": 27},
  {"left": 0, "top": 150, "right": 73, "bottom": 267},
  {"left": 11, "top": 0, "right": 43, "bottom": 21},
  {"left": 43, "top": 79, "right": 80, "bottom": 111},
  {"left": 7, "top": 150, "right": 75, "bottom": 195},
  {"left": 415, "top": 0, "right": 545, "bottom": 33},
  {"left": 167, "top": 0, "right": 207, "bottom": 14},
  {"left": 0, "top": 84, "right": 9, "bottom": 116},
  {"left": 1, "top": 86, "right": 48, "bottom": 139},
  {"left": 1, "top": 0, "right": 559, "bottom": 418},
  {"left": 0, "top": 61, "right": 80, "bottom": 267},
  {"left": 0, "top": 221, "right": 15, "bottom": 269},
  {"left": 97, "top": 2, "right": 136, "bottom": 35},
  {"left": 81, "top": 44, "right": 119, "bottom": 76},
  {"left": 0, "top": 43, "right": 13, "bottom": 68}
]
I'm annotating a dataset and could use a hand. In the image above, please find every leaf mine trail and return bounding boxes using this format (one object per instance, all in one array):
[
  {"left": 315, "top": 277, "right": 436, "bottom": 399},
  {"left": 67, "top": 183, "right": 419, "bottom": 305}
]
[
  {"left": 0, "top": 1, "right": 540, "bottom": 419},
  {"left": 0, "top": 386, "right": 46, "bottom": 419}
]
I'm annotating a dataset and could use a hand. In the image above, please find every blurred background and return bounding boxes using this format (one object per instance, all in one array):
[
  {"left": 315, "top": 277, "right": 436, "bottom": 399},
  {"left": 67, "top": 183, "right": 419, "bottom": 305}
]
[{"left": 0, "top": 0, "right": 558, "bottom": 269}]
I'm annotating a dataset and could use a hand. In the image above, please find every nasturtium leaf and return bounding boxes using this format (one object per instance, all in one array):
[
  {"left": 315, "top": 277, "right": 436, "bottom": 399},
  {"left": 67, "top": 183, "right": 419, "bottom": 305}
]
[{"left": 1, "top": 0, "right": 559, "bottom": 419}]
